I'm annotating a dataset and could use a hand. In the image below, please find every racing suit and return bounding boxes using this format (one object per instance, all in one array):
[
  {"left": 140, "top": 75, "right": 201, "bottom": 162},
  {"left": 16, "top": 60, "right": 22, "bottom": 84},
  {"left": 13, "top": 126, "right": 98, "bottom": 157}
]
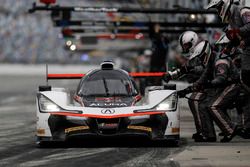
[
  {"left": 196, "top": 55, "right": 240, "bottom": 138},
  {"left": 229, "top": 4, "right": 250, "bottom": 132},
  {"left": 167, "top": 58, "right": 205, "bottom": 135},
  {"left": 148, "top": 30, "right": 169, "bottom": 86},
  {"left": 150, "top": 33, "right": 168, "bottom": 73}
]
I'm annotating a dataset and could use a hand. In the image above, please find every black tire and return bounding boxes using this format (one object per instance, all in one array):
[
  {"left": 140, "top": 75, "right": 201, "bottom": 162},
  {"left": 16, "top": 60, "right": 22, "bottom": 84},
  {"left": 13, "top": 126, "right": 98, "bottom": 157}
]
[
  {"left": 36, "top": 140, "right": 50, "bottom": 148},
  {"left": 161, "top": 139, "right": 180, "bottom": 147},
  {"left": 36, "top": 140, "right": 64, "bottom": 148},
  {"left": 172, "top": 140, "right": 180, "bottom": 147}
]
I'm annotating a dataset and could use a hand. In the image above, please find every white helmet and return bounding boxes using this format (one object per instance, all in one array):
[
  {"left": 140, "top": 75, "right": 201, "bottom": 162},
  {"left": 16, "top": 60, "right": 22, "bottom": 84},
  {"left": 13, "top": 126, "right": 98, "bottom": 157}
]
[
  {"left": 205, "top": 0, "right": 234, "bottom": 23},
  {"left": 179, "top": 31, "right": 199, "bottom": 54},
  {"left": 189, "top": 41, "right": 212, "bottom": 66},
  {"left": 215, "top": 33, "right": 230, "bottom": 45}
]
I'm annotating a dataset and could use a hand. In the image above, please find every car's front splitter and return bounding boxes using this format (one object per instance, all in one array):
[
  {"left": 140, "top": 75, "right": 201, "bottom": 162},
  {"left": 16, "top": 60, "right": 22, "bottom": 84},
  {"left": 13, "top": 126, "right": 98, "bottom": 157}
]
[{"left": 45, "top": 114, "right": 172, "bottom": 141}]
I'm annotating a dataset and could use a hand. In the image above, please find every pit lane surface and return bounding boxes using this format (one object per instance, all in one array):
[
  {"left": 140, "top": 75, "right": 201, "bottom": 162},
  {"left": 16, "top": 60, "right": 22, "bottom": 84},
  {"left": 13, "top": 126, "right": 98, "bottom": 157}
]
[{"left": 0, "top": 74, "right": 250, "bottom": 167}]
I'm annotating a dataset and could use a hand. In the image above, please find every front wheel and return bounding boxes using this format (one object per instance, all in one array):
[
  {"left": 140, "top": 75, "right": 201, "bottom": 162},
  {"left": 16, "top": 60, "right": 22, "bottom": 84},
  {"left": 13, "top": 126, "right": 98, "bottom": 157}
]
[
  {"left": 36, "top": 137, "right": 64, "bottom": 148},
  {"left": 172, "top": 140, "right": 180, "bottom": 147},
  {"left": 36, "top": 140, "right": 66, "bottom": 148},
  {"left": 161, "top": 139, "right": 180, "bottom": 147},
  {"left": 36, "top": 140, "right": 50, "bottom": 148}
]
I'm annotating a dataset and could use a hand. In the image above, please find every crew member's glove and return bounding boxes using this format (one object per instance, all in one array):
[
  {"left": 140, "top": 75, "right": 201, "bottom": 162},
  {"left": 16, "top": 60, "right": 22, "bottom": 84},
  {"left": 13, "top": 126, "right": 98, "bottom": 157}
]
[
  {"left": 163, "top": 73, "right": 172, "bottom": 83},
  {"left": 219, "top": 52, "right": 230, "bottom": 59},
  {"left": 177, "top": 89, "right": 188, "bottom": 98},
  {"left": 177, "top": 86, "right": 193, "bottom": 98},
  {"left": 219, "top": 40, "right": 240, "bottom": 59},
  {"left": 219, "top": 46, "right": 232, "bottom": 58},
  {"left": 226, "top": 29, "right": 241, "bottom": 41}
]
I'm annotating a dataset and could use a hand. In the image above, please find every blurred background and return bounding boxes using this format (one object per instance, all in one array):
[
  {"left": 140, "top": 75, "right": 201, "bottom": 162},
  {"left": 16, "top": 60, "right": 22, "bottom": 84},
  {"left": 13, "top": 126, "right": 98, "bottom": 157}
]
[
  {"left": 0, "top": 0, "right": 236, "bottom": 67},
  {"left": 0, "top": 0, "right": 248, "bottom": 77}
]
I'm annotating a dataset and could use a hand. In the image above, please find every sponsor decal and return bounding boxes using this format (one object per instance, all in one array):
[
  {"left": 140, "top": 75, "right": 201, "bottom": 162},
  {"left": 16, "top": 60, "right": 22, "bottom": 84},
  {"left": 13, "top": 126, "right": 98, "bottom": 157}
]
[
  {"left": 101, "top": 109, "right": 115, "bottom": 114},
  {"left": 90, "top": 103, "right": 128, "bottom": 107},
  {"left": 171, "top": 128, "right": 180, "bottom": 133},
  {"left": 127, "top": 126, "right": 152, "bottom": 132},
  {"left": 99, "top": 123, "right": 118, "bottom": 128},
  {"left": 95, "top": 97, "right": 122, "bottom": 102},
  {"left": 37, "top": 129, "right": 45, "bottom": 135},
  {"left": 65, "top": 126, "right": 89, "bottom": 133}
]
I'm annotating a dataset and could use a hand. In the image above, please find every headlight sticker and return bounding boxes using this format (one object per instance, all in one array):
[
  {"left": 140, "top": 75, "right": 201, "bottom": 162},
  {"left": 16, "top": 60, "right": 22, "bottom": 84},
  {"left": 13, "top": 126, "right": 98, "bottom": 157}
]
[
  {"left": 155, "top": 92, "right": 178, "bottom": 111},
  {"left": 65, "top": 126, "right": 90, "bottom": 133},
  {"left": 127, "top": 126, "right": 152, "bottom": 132},
  {"left": 38, "top": 94, "right": 62, "bottom": 112}
]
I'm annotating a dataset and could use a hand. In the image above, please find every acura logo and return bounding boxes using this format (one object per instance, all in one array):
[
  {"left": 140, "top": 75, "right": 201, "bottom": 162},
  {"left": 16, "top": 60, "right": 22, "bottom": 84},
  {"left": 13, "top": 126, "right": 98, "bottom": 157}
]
[{"left": 101, "top": 109, "right": 115, "bottom": 114}]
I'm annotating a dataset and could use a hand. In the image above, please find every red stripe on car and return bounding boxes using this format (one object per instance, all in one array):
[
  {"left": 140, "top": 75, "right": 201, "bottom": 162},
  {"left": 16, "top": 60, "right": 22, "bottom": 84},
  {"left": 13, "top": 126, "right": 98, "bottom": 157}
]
[{"left": 47, "top": 72, "right": 166, "bottom": 79}]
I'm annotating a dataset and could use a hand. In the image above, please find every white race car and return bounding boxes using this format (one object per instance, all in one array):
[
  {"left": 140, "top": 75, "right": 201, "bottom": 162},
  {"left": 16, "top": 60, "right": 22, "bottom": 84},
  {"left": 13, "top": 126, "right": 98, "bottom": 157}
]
[{"left": 36, "top": 61, "right": 180, "bottom": 147}]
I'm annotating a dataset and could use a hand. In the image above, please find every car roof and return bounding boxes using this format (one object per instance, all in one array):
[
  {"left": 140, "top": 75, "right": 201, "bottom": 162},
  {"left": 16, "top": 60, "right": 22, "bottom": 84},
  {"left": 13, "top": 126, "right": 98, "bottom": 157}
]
[{"left": 84, "top": 69, "right": 131, "bottom": 81}]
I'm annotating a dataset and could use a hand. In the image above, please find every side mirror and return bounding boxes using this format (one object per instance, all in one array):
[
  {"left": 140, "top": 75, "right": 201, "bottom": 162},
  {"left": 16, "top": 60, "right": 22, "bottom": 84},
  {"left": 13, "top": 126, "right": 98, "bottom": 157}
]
[
  {"left": 164, "top": 84, "right": 176, "bottom": 90},
  {"left": 39, "top": 85, "right": 51, "bottom": 92}
]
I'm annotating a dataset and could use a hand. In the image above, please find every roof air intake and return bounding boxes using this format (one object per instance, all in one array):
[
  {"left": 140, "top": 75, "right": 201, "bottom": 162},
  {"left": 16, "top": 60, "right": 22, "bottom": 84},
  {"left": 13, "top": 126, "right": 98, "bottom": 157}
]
[{"left": 100, "top": 61, "right": 114, "bottom": 70}]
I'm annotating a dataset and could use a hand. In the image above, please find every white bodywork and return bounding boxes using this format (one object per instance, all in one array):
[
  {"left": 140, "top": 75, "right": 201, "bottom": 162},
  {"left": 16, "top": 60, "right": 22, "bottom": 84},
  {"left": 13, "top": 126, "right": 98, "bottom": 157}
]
[{"left": 36, "top": 87, "right": 180, "bottom": 139}]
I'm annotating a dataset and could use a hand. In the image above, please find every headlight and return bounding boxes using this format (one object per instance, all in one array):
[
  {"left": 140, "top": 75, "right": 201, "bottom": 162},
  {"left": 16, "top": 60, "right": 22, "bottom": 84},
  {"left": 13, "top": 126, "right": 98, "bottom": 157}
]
[
  {"left": 155, "top": 93, "right": 178, "bottom": 111},
  {"left": 134, "top": 93, "right": 178, "bottom": 113},
  {"left": 39, "top": 95, "right": 61, "bottom": 112}
]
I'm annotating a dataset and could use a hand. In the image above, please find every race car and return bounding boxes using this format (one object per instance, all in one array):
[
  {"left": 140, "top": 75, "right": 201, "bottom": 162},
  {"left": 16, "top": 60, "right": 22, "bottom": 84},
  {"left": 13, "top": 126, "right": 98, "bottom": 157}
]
[{"left": 36, "top": 61, "right": 180, "bottom": 147}]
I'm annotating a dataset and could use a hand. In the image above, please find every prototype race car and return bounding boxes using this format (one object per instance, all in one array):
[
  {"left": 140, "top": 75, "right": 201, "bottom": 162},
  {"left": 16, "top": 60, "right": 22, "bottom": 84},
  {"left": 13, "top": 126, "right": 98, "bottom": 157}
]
[{"left": 36, "top": 61, "right": 180, "bottom": 147}]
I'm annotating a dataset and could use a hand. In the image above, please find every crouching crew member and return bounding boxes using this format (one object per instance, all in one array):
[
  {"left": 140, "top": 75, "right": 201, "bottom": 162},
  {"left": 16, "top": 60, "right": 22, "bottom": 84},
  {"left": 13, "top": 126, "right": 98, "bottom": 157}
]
[
  {"left": 180, "top": 41, "right": 241, "bottom": 142},
  {"left": 206, "top": 0, "right": 250, "bottom": 139}
]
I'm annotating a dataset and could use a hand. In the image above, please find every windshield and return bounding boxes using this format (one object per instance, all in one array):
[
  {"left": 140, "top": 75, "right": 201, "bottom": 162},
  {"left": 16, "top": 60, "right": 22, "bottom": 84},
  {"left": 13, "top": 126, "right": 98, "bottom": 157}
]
[
  {"left": 77, "top": 70, "right": 138, "bottom": 97},
  {"left": 79, "top": 79, "right": 136, "bottom": 97}
]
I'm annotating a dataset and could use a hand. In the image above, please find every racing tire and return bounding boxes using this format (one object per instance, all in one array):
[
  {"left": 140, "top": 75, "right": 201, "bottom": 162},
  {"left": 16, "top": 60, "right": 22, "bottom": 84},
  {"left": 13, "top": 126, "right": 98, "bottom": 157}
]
[
  {"left": 162, "top": 139, "right": 180, "bottom": 147},
  {"left": 36, "top": 140, "right": 50, "bottom": 148},
  {"left": 172, "top": 140, "right": 180, "bottom": 147},
  {"left": 36, "top": 140, "right": 64, "bottom": 148}
]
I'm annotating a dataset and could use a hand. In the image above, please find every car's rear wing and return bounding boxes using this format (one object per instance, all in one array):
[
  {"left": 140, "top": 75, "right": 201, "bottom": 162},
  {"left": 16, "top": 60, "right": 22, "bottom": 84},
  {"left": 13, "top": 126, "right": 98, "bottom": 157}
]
[{"left": 47, "top": 72, "right": 166, "bottom": 80}]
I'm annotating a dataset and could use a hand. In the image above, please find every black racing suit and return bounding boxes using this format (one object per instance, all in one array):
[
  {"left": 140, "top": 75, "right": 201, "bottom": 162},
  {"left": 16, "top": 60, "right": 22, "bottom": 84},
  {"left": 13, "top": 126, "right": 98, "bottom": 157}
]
[
  {"left": 148, "top": 33, "right": 169, "bottom": 86},
  {"left": 196, "top": 55, "right": 240, "bottom": 137},
  {"left": 229, "top": 5, "right": 250, "bottom": 130},
  {"left": 169, "top": 57, "right": 205, "bottom": 134},
  {"left": 150, "top": 33, "right": 168, "bottom": 72}
]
